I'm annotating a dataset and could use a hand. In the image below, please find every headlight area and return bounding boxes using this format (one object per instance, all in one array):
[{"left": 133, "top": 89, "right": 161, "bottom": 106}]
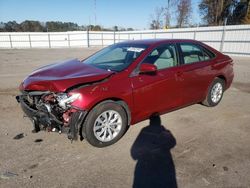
[
  {"left": 16, "top": 91, "right": 86, "bottom": 141},
  {"left": 56, "top": 93, "right": 81, "bottom": 109}
]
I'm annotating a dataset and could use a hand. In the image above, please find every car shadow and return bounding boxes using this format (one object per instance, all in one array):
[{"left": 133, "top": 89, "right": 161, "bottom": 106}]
[{"left": 131, "top": 115, "right": 177, "bottom": 188}]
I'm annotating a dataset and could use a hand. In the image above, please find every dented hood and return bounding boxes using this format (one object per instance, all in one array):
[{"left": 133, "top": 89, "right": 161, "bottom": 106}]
[{"left": 22, "top": 59, "right": 114, "bottom": 92}]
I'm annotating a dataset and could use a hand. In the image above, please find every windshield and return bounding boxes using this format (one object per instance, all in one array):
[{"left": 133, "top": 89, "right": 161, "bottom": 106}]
[{"left": 83, "top": 43, "right": 148, "bottom": 72}]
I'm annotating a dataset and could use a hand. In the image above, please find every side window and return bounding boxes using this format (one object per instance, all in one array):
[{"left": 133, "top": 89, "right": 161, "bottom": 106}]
[
  {"left": 180, "top": 43, "right": 212, "bottom": 64},
  {"left": 143, "top": 44, "right": 178, "bottom": 70}
]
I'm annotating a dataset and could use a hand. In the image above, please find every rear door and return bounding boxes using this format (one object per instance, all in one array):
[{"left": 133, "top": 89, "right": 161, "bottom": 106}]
[
  {"left": 131, "top": 43, "right": 182, "bottom": 122},
  {"left": 177, "top": 42, "right": 216, "bottom": 105}
]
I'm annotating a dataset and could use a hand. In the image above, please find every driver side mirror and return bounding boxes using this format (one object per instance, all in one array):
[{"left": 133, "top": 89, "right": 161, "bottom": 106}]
[{"left": 139, "top": 63, "right": 157, "bottom": 74}]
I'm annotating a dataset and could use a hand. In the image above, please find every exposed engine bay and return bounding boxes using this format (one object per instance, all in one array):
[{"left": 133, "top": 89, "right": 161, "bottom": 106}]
[{"left": 16, "top": 91, "right": 86, "bottom": 141}]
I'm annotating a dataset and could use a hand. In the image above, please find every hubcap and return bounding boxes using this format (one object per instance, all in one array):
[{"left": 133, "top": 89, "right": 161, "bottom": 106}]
[
  {"left": 211, "top": 82, "right": 223, "bottom": 103},
  {"left": 93, "top": 110, "right": 122, "bottom": 142}
]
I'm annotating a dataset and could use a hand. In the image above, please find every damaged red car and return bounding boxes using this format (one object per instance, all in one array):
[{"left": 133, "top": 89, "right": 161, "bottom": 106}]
[{"left": 16, "top": 39, "right": 234, "bottom": 147}]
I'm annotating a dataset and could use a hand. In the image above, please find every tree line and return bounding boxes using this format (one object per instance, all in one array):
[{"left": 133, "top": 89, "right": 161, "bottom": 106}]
[
  {"left": 0, "top": 21, "right": 134, "bottom": 32},
  {"left": 1, "top": 0, "right": 249, "bottom": 32},
  {"left": 149, "top": 0, "right": 250, "bottom": 29}
]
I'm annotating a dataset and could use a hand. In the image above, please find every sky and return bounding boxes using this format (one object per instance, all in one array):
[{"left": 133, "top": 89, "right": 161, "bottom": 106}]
[{"left": 0, "top": 0, "right": 201, "bottom": 29}]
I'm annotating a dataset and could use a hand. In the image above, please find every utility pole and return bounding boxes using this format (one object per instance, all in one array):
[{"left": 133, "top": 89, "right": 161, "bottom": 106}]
[
  {"left": 165, "top": 0, "right": 170, "bottom": 28},
  {"left": 94, "top": 0, "right": 97, "bottom": 25},
  {"left": 220, "top": 0, "right": 224, "bottom": 25}
]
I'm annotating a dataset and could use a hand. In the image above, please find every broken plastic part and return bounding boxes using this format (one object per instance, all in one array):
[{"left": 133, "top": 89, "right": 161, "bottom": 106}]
[{"left": 56, "top": 93, "right": 80, "bottom": 109}]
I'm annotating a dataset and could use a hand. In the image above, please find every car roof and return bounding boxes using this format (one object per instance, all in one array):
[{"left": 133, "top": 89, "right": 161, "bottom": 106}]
[{"left": 119, "top": 39, "right": 201, "bottom": 46}]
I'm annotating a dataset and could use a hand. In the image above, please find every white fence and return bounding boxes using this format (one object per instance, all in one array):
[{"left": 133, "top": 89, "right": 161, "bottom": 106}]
[{"left": 0, "top": 24, "right": 250, "bottom": 56}]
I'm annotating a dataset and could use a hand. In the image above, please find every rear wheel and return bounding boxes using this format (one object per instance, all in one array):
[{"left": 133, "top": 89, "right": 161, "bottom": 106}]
[
  {"left": 202, "top": 78, "right": 225, "bottom": 107},
  {"left": 83, "top": 101, "right": 128, "bottom": 147}
]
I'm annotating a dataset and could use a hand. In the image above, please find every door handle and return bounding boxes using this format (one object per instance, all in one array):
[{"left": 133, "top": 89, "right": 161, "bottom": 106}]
[
  {"left": 176, "top": 71, "right": 183, "bottom": 77},
  {"left": 211, "top": 64, "right": 216, "bottom": 70}
]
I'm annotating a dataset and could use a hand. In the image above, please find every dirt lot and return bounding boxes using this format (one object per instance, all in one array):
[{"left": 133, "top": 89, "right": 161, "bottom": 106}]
[{"left": 0, "top": 48, "right": 250, "bottom": 188}]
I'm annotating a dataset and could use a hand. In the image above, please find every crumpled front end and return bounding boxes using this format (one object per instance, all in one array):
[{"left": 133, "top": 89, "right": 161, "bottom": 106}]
[{"left": 16, "top": 90, "right": 86, "bottom": 141}]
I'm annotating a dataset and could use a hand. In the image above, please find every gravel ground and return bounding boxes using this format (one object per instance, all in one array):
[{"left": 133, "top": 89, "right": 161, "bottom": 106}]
[{"left": 0, "top": 48, "right": 250, "bottom": 188}]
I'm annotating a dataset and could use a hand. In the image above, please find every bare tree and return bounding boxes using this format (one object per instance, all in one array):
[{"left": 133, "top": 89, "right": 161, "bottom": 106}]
[
  {"left": 149, "top": 7, "right": 164, "bottom": 30},
  {"left": 176, "top": 0, "right": 192, "bottom": 27},
  {"left": 164, "top": 0, "right": 178, "bottom": 28}
]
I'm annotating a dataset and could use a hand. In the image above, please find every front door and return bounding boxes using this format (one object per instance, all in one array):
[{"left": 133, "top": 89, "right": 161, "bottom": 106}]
[{"left": 131, "top": 43, "right": 182, "bottom": 122}]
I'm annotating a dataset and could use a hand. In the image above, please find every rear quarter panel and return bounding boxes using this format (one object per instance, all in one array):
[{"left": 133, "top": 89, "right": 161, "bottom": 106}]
[
  {"left": 198, "top": 42, "right": 234, "bottom": 96},
  {"left": 208, "top": 52, "right": 234, "bottom": 90}
]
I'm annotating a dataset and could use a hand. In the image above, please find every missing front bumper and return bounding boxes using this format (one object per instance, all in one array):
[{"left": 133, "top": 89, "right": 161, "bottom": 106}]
[{"left": 16, "top": 95, "right": 86, "bottom": 141}]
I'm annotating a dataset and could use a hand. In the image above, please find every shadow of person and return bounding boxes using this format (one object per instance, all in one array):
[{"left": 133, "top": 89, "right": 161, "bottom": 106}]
[{"left": 131, "top": 116, "right": 177, "bottom": 188}]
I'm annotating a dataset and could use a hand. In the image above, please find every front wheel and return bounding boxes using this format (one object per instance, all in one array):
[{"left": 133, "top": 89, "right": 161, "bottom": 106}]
[
  {"left": 83, "top": 101, "right": 128, "bottom": 147},
  {"left": 202, "top": 78, "right": 225, "bottom": 107}
]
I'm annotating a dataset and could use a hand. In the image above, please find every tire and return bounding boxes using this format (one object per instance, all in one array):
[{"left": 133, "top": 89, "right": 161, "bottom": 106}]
[
  {"left": 83, "top": 101, "right": 128, "bottom": 147},
  {"left": 202, "top": 78, "right": 225, "bottom": 107}
]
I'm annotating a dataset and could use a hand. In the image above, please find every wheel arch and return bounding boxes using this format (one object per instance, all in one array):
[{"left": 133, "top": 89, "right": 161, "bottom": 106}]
[
  {"left": 203, "top": 75, "right": 226, "bottom": 103},
  {"left": 81, "top": 97, "right": 131, "bottom": 132},
  {"left": 216, "top": 74, "right": 227, "bottom": 87},
  {"left": 202, "top": 76, "right": 225, "bottom": 107}
]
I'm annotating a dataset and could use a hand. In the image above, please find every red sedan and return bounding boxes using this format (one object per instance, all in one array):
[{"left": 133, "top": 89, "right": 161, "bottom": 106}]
[{"left": 17, "top": 39, "right": 234, "bottom": 147}]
